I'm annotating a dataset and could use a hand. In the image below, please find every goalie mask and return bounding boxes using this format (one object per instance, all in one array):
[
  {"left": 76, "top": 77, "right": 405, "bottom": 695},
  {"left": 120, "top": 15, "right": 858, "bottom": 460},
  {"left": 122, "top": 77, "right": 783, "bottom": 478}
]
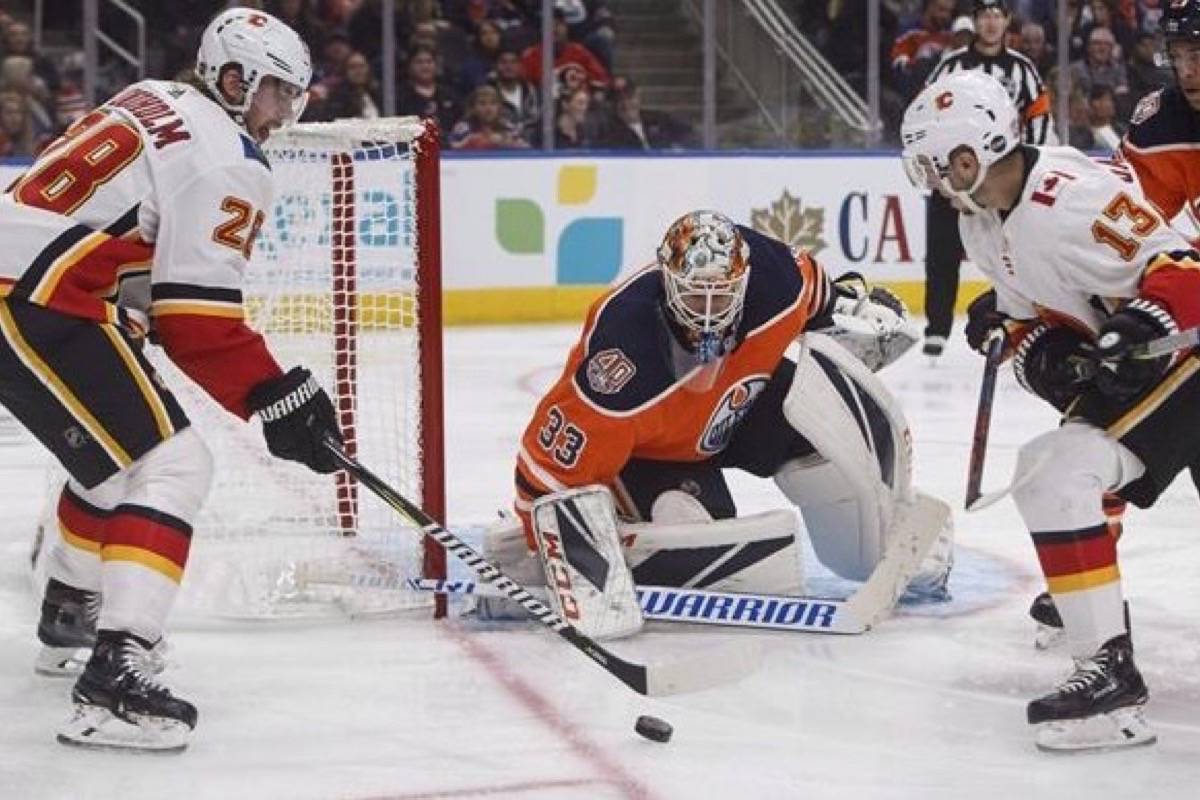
[
  {"left": 657, "top": 210, "right": 750, "bottom": 364},
  {"left": 900, "top": 71, "right": 1019, "bottom": 214},
  {"left": 196, "top": 9, "right": 312, "bottom": 138}
]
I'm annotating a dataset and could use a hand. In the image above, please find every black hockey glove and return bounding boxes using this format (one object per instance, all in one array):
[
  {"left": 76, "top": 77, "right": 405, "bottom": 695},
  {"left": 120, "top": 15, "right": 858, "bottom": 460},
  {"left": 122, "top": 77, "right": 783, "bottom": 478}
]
[
  {"left": 247, "top": 367, "right": 343, "bottom": 474},
  {"left": 1092, "top": 300, "right": 1177, "bottom": 403},
  {"left": 1013, "top": 324, "right": 1095, "bottom": 412},
  {"left": 964, "top": 288, "right": 1009, "bottom": 355}
]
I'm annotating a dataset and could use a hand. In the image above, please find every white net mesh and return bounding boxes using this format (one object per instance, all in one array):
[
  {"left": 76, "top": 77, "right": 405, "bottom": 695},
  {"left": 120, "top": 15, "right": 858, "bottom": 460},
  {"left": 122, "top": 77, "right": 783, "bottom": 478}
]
[{"left": 37, "top": 118, "right": 443, "bottom": 621}]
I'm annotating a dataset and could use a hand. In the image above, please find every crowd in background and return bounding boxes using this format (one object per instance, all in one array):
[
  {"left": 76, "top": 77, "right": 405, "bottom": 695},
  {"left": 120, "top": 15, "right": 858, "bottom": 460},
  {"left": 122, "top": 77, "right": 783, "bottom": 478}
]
[
  {"left": 0, "top": 0, "right": 700, "bottom": 156},
  {"left": 800, "top": 0, "right": 1176, "bottom": 147},
  {"left": 0, "top": 0, "right": 1188, "bottom": 157}
]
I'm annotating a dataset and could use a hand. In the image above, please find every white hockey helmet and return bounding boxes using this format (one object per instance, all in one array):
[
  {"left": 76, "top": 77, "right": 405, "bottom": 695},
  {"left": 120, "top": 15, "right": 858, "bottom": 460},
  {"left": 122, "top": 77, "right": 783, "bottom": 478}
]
[
  {"left": 657, "top": 210, "right": 750, "bottom": 363},
  {"left": 196, "top": 8, "right": 312, "bottom": 129},
  {"left": 900, "top": 70, "right": 1020, "bottom": 213}
]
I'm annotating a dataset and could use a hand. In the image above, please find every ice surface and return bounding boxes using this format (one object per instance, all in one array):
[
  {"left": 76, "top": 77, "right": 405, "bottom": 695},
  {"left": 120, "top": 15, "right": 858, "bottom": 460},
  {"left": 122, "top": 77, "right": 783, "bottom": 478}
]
[{"left": 2, "top": 324, "right": 1197, "bottom": 799}]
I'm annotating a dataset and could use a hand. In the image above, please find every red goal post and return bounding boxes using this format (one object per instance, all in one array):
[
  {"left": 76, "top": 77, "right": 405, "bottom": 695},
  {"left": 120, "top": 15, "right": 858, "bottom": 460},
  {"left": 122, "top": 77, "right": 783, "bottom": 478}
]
[{"left": 33, "top": 117, "right": 447, "bottom": 621}]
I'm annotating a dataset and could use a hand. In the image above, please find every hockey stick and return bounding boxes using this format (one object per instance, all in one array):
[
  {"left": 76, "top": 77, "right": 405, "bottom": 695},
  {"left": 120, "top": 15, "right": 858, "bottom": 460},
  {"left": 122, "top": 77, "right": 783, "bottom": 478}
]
[
  {"left": 384, "top": 577, "right": 867, "bottom": 634},
  {"left": 344, "top": 489, "right": 951, "bottom": 637},
  {"left": 1122, "top": 325, "right": 1200, "bottom": 360},
  {"left": 965, "top": 330, "right": 1005, "bottom": 511},
  {"left": 322, "top": 437, "right": 758, "bottom": 696}
]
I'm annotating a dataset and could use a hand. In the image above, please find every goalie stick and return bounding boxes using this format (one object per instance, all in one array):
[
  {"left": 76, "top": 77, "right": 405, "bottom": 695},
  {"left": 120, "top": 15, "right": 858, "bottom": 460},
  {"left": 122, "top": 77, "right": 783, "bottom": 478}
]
[
  {"left": 335, "top": 492, "right": 950, "bottom": 636},
  {"left": 321, "top": 437, "right": 758, "bottom": 696},
  {"left": 397, "top": 577, "right": 867, "bottom": 634}
]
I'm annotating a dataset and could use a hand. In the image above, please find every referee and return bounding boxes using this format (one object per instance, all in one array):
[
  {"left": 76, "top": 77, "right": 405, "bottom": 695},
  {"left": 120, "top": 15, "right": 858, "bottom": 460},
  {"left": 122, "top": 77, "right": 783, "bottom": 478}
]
[{"left": 919, "top": 0, "right": 1054, "bottom": 358}]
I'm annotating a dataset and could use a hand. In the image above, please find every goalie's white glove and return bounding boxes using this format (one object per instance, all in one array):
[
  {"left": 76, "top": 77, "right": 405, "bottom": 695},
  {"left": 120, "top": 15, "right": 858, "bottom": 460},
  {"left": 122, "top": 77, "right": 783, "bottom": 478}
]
[{"left": 819, "top": 273, "right": 920, "bottom": 371}]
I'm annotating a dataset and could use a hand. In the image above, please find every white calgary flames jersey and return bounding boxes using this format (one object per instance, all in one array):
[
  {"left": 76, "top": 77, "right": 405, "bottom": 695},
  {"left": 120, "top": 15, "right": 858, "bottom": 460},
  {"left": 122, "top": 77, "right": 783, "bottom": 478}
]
[
  {"left": 0, "top": 80, "right": 283, "bottom": 418},
  {"left": 959, "top": 146, "right": 1196, "bottom": 334}
]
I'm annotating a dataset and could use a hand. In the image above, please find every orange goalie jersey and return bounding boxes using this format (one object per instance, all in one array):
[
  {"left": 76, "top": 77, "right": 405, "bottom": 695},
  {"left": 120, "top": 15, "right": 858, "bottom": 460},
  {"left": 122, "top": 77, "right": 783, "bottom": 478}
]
[{"left": 514, "top": 225, "right": 834, "bottom": 535}]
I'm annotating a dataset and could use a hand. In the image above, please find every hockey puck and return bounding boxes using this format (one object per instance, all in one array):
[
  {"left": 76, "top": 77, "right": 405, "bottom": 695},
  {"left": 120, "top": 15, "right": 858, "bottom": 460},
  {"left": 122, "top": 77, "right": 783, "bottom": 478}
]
[{"left": 634, "top": 714, "right": 673, "bottom": 743}]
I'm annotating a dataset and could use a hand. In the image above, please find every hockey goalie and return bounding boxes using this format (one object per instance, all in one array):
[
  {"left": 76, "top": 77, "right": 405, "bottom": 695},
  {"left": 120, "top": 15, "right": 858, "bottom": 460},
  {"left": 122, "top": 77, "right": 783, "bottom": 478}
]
[{"left": 484, "top": 210, "right": 952, "bottom": 640}]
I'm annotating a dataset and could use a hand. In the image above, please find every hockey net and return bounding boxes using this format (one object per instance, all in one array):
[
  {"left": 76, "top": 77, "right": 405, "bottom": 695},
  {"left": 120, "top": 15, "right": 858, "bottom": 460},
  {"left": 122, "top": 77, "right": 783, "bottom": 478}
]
[{"left": 36, "top": 117, "right": 447, "bottom": 621}]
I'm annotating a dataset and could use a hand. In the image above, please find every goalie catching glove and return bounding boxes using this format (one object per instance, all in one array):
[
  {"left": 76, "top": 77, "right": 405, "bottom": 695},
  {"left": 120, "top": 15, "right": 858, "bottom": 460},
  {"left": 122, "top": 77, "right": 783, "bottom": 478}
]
[
  {"left": 247, "top": 366, "right": 343, "bottom": 474},
  {"left": 819, "top": 272, "right": 920, "bottom": 371}
]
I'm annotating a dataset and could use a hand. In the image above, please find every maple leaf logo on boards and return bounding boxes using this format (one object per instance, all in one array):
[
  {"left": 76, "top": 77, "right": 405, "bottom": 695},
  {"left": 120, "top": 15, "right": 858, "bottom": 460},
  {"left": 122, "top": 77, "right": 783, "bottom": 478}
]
[{"left": 750, "top": 190, "right": 827, "bottom": 255}]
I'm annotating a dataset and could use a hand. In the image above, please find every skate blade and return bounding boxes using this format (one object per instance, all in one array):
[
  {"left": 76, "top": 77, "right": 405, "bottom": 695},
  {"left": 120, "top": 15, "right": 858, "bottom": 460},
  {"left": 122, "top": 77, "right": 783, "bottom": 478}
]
[
  {"left": 1033, "top": 624, "right": 1064, "bottom": 651},
  {"left": 1034, "top": 706, "right": 1157, "bottom": 753},
  {"left": 57, "top": 705, "right": 191, "bottom": 753},
  {"left": 34, "top": 646, "right": 92, "bottom": 677}
]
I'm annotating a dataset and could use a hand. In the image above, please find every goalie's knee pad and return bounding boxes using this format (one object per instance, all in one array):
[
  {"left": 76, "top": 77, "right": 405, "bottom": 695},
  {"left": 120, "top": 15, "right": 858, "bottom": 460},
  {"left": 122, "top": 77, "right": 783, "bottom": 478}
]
[
  {"left": 623, "top": 507, "right": 803, "bottom": 594},
  {"left": 776, "top": 333, "right": 917, "bottom": 580}
]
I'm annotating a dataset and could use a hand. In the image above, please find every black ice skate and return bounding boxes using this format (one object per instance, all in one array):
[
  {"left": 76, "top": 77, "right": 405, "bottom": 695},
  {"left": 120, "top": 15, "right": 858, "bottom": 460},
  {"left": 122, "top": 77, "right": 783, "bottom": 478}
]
[
  {"left": 1026, "top": 634, "right": 1155, "bottom": 752},
  {"left": 35, "top": 578, "right": 99, "bottom": 677},
  {"left": 57, "top": 630, "right": 197, "bottom": 753}
]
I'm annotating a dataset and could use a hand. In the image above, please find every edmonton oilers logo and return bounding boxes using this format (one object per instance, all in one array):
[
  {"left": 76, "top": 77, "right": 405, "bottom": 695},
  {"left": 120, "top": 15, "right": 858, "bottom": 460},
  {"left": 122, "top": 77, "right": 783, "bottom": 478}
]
[{"left": 698, "top": 377, "right": 769, "bottom": 454}]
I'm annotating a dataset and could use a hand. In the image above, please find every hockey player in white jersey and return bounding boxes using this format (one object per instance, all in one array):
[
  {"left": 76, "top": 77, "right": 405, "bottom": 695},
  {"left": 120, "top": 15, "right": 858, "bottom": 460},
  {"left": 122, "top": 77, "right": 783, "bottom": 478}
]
[
  {"left": 902, "top": 71, "right": 1200, "bottom": 751},
  {"left": 0, "top": 9, "right": 341, "bottom": 751}
]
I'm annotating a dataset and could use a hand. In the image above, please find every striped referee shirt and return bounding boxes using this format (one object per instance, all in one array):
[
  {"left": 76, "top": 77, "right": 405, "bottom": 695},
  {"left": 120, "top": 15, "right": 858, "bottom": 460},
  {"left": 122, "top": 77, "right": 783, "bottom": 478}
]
[{"left": 926, "top": 45, "right": 1054, "bottom": 144}]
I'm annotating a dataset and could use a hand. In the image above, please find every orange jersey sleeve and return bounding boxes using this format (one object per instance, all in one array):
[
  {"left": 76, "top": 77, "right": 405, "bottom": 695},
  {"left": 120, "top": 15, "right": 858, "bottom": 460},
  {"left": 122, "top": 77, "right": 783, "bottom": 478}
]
[{"left": 514, "top": 229, "right": 833, "bottom": 539}]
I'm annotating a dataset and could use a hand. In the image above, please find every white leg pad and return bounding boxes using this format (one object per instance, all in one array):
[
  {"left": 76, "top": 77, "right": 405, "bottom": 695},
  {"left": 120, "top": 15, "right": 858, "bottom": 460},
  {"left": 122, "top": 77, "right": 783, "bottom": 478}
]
[
  {"left": 778, "top": 333, "right": 952, "bottom": 594},
  {"left": 532, "top": 485, "right": 643, "bottom": 640}
]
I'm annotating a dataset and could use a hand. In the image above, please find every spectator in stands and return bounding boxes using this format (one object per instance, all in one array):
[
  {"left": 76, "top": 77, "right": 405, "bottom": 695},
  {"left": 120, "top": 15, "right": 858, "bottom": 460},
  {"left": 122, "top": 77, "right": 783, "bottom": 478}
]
[
  {"left": 458, "top": 19, "right": 504, "bottom": 93},
  {"left": 314, "top": 27, "right": 355, "bottom": 87},
  {"left": 601, "top": 76, "right": 694, "bottom": 150},
  {"left": 1, "top": 18, "right": 59, "bottom": 96},
  {"left": 1018, "top": 21, "right": 1055, "bottom": 75},
  {"left": 491, "top": 46, "right": 540, "bottom": 141},
  {"left": 890, "top": 0, "right": 957, "bottom": 101},
  {"left": 950, "top": 16, "right": 975, "bottom": 49},
  {"left": 1127, "top": 30, "right": 1169, "bottom": 106},
  {"left": 320, "top": 50, "right": 382, "bottom": 120},
  {"left": 1069, "top": 26, "right": 1131, "bottom": 117},
  {"left": 267, "top": 0, "right": 326, "bottom": 50},
  {"left": 0, "top": 56, "right": 55, "bottom": 146},
  {"left": 449, "top": 84, "right": 530, "bottom": 149},
  {"left": 1088, "top": 82, "right": 1123, "bottom": 149},
  {"left": 1067, "top": 84, "right": 1097, "bottom": 148},
  {"left": 53, "top": 51, "right": 88, "bottom": 127},
  {"left": 521, "top": 7, "right": 610, "bottom": 93},
  {"left": 397, "top": 44, "right": 462, "bottom": 138},
  {"left": 554, "top": 86, "right": 595, "bottom": 149},
  {"left": 1082, "top": 0, "right": 1136, "bottom": 55},
  {"left": 444, "top": 0, "right": 537, "bottom": 41},
  {"left": 347, "top": 0, "right": 417, "bottom": 65},
  {"left": 555, "top": 0, "right": 616, "bottom": 72},
  {"left": 0, "top": 88, "right": 35, "bottom": 156}
]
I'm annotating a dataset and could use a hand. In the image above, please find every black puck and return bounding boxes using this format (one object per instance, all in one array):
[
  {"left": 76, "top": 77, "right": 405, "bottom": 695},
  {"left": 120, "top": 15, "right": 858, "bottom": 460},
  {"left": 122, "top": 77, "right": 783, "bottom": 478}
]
[{"left": 634, "top": 714, "right": 673, "bottom": 743}]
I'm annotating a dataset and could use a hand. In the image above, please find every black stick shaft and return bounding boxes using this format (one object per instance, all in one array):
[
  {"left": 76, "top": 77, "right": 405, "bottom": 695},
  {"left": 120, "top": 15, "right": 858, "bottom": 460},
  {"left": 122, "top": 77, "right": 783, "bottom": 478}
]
[
  {"left": 321, "top": 437, "right": 652, "bottom": 695},
  {"left": 966, "top": 332, "right": 1005, "bottom": 510}
]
